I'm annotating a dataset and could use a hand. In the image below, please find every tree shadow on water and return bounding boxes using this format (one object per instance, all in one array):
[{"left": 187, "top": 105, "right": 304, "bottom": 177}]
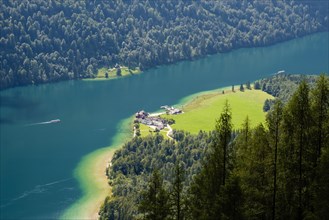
[
  {"left": 0, "top": 95, "right": 39, "bottom": 110},
  {"left": 0, "top": 118, "right": 14, "bottom": 125},
  {"left": 0, "top": 95, "right": 41, "bottom": 125}
]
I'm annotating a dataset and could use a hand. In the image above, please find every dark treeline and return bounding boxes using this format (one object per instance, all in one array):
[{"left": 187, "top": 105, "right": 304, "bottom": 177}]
[
  {"left": 254, "top": 73, "right": 318, "bottom": 111},
  {"left": 100, "top": 131, "right": 212, "bottom": 219},
  {"left": 257, "top": 73, "right": 318, "bottom": 103},
  {"left": 1, "top": 0, "right": 328, "bottom": 89},
  {"left": 99, "top": 74, "right": 329, "bottom": 219}
]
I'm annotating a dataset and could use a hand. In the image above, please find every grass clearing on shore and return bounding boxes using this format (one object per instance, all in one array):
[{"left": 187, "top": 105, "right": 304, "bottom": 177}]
[
  {"left": 139, "top": 123, "right": 153, "bottom": 137},
  {"left": 139, "top": 123, "right": 170, "bottom": 139},
  {"left": 84, "top": 66, "right": 141, "bottom": 81},
  {"left": 162, "top": 88, "right": 274, "bottom": 134},
  {"left": 90, "top": 66, "right": 141, "bottom": 80}
]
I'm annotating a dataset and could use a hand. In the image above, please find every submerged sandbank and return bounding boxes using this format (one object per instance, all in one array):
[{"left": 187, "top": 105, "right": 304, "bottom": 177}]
[
  {"left": 61, "top": 85, "right": 267, "bottom": 219},
  {"left": 60, "top": 87, "right": 229, "bottom": 219},
  {"left": 61, "top": 117, "right": 132, "bottom": 219}
]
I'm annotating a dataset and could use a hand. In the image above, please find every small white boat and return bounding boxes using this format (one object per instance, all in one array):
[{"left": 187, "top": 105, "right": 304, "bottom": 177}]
[
  {"left": 27, "top": 119, "right": 61, "bottom": 126},
  {"left": 49, "top": 119, "right": 61, "bottom": 123}
]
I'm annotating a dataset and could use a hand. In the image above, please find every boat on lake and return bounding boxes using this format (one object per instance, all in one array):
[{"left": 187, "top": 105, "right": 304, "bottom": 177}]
[{"left": 49, "top": 119, "right": 61, "bottom": 123}]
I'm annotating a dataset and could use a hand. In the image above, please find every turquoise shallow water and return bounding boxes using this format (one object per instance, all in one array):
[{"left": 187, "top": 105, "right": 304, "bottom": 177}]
[{"left": 0, "top": 32, "right": 328, "bottom": 219}]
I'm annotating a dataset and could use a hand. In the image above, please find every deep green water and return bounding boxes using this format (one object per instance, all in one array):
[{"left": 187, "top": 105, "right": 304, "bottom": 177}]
[{"left": 1, "top": 32, "right": 328, "bottom": 219}]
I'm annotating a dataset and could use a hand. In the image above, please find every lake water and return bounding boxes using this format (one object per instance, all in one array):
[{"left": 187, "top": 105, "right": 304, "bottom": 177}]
[{"left": 0, "top": 32, "right": 328, "bottom": 219}]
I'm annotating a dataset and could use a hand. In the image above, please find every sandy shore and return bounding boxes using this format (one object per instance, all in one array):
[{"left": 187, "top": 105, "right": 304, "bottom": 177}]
[
  {"left": 61, "top": 146, "right": 117, "bottom": 219},
  {"left": 61, "top": 87, "right": 232, "bottom": 219},
  {"left": 61, "top": 118, "right": 132, "bottom": 220}
]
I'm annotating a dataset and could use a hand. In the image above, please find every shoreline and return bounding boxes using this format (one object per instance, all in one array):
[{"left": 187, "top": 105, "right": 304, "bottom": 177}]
[
  {"left": 82, "top": 66, "right": 141, "bottom": 82},
  {"left": 2, "top": 31, "right": 327, "bottom": 91},
  {"left": 61, "top": 85, "right": 263, "bottom": 219},
  {"left": 61, "top": 117, "right": 133, "bottom": 219},
  {"left": 61, "top": 146, "right": 117, "bottom": 220},
  {"left": 61, "top": 86, "right": 231, "bottom": 219}
]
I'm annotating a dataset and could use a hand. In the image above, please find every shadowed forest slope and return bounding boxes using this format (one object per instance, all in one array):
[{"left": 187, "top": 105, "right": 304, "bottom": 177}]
[{"left": 1, "top": 0, "right": 328, "bottom": 89}]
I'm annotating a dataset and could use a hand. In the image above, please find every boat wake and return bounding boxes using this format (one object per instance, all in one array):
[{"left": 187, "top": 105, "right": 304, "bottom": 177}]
[
  {"left": 26, "top": 119, "right": 61, "bottom": 126},
  {"left": 0, "top": 178, "right": 72, "bottom": 208}
]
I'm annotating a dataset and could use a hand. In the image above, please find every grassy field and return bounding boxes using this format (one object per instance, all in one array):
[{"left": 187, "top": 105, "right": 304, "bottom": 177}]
[
  {"left": 139, "top": 123, "right": 153, "bottom": 137},
  {"left": 85, "top": 66, "right": 141, "bottom": 81},
  {"left": 161, "top": 88, "right": 274, "bottom": 134},
  {"left": 138, "top": 123, "right": 170, "bottom": 139}
]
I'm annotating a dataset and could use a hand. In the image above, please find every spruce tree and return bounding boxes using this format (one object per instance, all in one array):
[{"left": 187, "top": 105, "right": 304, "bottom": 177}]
[
  {"left": 219, "top": 175, "right": 244, "bottom": 220},
  {"left": 242, "top": 116, "right": 251, "bottom": 146},
  {"left": 246, "top": 81, "right": 251, "bottom": 90},
  {"left": 139, "top": 170, "right": 170, "bottom": 220},
  {"left": 171, "top": 163, "right": 185, "bottom": 220},
  {"left": 266, "top": 100, "right": 283, "bottom": 220},
  {"left": 254, "top": 81, "right": 261, "bottom": 90},
  {"left": 235, "top": 116, "right": 251, "bottom": 182},
  {"left": 188, "top": 101, "right": 232, "bottom": 219},
  {"left": 314, "top": 147, "right": 329, "bottom": 219},
  {"left": 240, "top": 84, "right": 244, "bottom": 92},
  {"left": 310, "top": 74, "right": 329, "bottom": 163},
  {"left": 310, "top": 74, "right": 329, "bottom": 218},
  {"left": 215, "top": 100, "right": 233, "bottom": 186},
  {"left": 240, "top": 124, "right": 272, "bottom": 219},
  {"left": 281, "top": 80, "right": 312, "bottom": 218},
  {"left": 187, "top": 170, "right": 208, "bottom": 219}
]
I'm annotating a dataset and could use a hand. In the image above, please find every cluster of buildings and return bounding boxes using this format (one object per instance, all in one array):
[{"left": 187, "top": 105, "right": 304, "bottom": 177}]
[
  {"left": 160, "top": 105, "right": 182, "bottom": 115},
  {"left": 135, "top": 110, "right": 149, "bottom": 119},
  {"left": 135, "top": 106, "right": 182, "bottom": 131},
  {"left": 135, "top": 110, "right": 166, "bottom": 130}
]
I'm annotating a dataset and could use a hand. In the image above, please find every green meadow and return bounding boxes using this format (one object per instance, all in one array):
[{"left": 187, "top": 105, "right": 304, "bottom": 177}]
[
  {"left": 84, "top": 66, "right": 141, "bottom": 81},
  {"left": 162, "top": 88, "right": 274, "bottom": 134},
  {"left": 139, "top": 123, "right": 153, "bottom": 137},
  {"left": 139, "top": 123, "right": 170, "bottom": 139}
]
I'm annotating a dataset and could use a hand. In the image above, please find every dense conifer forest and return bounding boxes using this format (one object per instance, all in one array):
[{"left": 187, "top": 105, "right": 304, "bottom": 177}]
[
  {"left": 99, "top": 74, "right": 329, "bottom": 219},
  {"left": 1, "top": 0, "right": 328, "bottom": 89},
  {"left": 258, "top": 73, "right": 318, "bottom": 103},
  {"left": 256, "top": 73, "right": 318, "bottom": 111}
]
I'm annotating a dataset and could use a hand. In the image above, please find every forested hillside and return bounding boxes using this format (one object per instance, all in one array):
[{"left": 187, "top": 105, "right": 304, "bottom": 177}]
[
  {"left": 1, "top": 0, "right": 328, "bottom": 89},
  {"left": 255, "top": 73, "right": 318, "bottom": 111},
  {"left": 100, "top": 131, "right": 211, "bottom": 219},
  {"left": 257, "top": 73, "right": 318, "bottom": 103},
  {"left": 100, "top": 75, "right": 329, "bottom": 219}
]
